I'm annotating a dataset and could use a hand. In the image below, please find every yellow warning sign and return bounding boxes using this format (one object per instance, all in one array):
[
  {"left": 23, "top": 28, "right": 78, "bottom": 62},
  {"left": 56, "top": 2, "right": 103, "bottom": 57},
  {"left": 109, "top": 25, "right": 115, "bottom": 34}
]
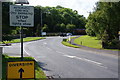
[{"left": 7, "top": 61, "right": 35, "bottom": 79}]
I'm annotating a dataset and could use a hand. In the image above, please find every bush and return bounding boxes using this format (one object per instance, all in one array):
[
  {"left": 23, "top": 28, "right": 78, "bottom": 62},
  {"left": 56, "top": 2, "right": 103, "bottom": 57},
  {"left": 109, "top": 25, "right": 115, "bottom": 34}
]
[
  {"left": 102, "top": 39, "right": 119, "bottom": 49},
  {"left": 2, "top": 35, "right": 13, "bottom": 41},
  {"left": 2, "top": 34, "right": 26, "bottom": 41},
  {"left": 63, "top": 38, "right": 67, "bottom": 42},
  {"left": 46, "top": 33, "right": 60, "bottom": 36}
]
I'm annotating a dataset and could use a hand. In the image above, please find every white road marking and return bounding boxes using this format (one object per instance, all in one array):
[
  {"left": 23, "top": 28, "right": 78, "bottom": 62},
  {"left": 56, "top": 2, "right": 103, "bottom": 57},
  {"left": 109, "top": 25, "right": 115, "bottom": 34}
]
[
  {"left": 63, "top": 54, "right": 107, "bottom": 69},
  {"left": 46, "top": 47, "right": 52, "bottom": 51},
  {"left": 43, "top": 42, "right": 47, "bottom": 45},
  {"left": 23, "top": 40, "right": 108, "bottom": 69},
  {"left": 23, "top": 42, "right": 35, "bottom": 57},
  {"left": 78, "top": 57, "right": 102, "bottom": 65},
  {"left": 23, "top": 46, "right": 31, "bottom": 57},
  {"left": 56, "top": 51, "right": 65, "bottom": 55},
  {"left": 64, "top": 55, "right": 76, "bottom": 58},
  {"left": 2, "top": 46, "right": 12, "bottom": 48},
  {"left": 97, "top": 65, "right": 108, "bottom": 69}
]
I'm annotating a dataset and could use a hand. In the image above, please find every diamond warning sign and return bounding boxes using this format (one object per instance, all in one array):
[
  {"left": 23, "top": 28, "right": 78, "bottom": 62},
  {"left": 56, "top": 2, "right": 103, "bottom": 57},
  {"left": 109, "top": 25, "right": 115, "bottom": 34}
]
[{"left": 7, "top": 61, "right": 35, "bottom": 79}]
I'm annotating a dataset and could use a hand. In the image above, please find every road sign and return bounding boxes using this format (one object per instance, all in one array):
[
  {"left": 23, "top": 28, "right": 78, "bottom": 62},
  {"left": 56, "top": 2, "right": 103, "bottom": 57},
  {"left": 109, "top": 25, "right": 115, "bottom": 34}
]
[
  {"left": 7, "top": 61, "right": 35, "bottom": 79},
  {"left": 10, "top": 5, "right": 34, "bottom": 27},
  {"left": 42, "top": 32, "right": 46, "bottom": 36}
]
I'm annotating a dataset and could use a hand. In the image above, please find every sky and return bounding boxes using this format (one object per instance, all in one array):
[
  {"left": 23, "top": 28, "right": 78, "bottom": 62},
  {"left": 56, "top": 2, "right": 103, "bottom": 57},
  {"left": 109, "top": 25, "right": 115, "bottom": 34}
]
[
  {"left": 28, "top": 0, "right": 99, "bottom": 18},
  {"left": 11, "top": 0, "right": 100, "bottom": 18}
]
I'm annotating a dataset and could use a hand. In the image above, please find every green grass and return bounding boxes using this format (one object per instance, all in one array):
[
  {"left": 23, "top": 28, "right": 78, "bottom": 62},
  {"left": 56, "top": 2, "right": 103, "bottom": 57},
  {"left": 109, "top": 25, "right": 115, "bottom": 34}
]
[
  {"left": 1, "top": 37, "right": 45, "bottom": 44},
  {"left": 62, "top": 38, "right": 80, "bottom": 48},
  {"left": 70, "top": 36, "right": 77, "bottom": 39},
  {"left": 2, "top": 54, "right": 47, "bottom": 80},
  {"left": 74, "top": 35, "right": 120, "bottom": 51},
  {"left": 74, "top": 35, "right": 102, "bottom": 49}
]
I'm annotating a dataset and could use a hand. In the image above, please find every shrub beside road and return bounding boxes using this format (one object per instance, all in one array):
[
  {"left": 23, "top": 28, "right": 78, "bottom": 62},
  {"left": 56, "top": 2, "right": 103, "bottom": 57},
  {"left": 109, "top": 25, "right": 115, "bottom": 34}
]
[{"left": 62, "top": 38, "right": 80, "bottom": 48}]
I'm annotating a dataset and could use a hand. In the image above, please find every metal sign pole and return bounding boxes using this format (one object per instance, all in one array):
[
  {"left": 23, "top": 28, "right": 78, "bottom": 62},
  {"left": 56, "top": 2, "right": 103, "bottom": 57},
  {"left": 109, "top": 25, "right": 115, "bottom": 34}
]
[
  {"left": 20, "top": 4, "right": 23, "bottom": 80},
  {"left": 20, "top": 26, "right": 23, "bottom": 61},
  {"left": 20, "top": 3, "right": 23, "bottom": 61}
]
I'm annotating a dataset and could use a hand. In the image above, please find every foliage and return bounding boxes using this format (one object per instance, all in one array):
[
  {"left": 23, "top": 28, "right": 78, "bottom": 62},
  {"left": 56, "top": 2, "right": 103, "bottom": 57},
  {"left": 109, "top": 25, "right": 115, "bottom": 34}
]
[
  {"left": 66, "top": 24, "right": 76, "bottom": 33},
  {"left": 2, "top": 2, "right": 13, "bottom": 35},
  {"left": 2, "top": 3, "right": 86, "bottom": 39},
  {"left": 36, "top": 24, "right": 41, "bottom": 37},
  {"left": 85, "top": 2, "right": 120, "bottom": 49},
  {"left": 42, "top": 24, "right": 49, "bottom": 32}
]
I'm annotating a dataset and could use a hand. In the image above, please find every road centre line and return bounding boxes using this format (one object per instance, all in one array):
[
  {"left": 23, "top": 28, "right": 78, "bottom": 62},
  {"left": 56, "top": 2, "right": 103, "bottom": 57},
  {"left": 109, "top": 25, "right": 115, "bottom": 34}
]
[
  {"left": 77, "top": 57, "right": 102, "bottom": 65},
  {"left": 23, "top": 41, "right": 108, "bottom": 69},
  {"left": 63, "top": 54, "right": 102, "bottom": 65},
  {"left": 43, "top": 42, "right": 47, "bottom": 45},
  {"left": 63, "top": 54, "right": 107, "bottom": 68},
  {"left": 46, "top": 47, "right": 52, "bottom": 51},
  {"left": 56, "top": 51, "right": 65, "bottom": 55},
  {"left": 53, "top": 51, "right": 107, "bottom": 68},
  {"left": 64, "top": 55, "right": 76, "bottom": 58}
]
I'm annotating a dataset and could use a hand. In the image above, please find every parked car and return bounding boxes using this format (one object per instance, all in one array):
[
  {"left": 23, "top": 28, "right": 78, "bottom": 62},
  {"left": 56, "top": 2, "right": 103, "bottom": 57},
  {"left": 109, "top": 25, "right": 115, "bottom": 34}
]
[{"left": 66, "top": 33, "right": 72, "bottom": 36}]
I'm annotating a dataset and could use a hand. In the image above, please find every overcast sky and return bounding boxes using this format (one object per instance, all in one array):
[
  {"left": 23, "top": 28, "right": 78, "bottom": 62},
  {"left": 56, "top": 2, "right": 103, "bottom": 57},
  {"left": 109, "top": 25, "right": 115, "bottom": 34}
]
[{"left": 11, "top": 0, "right": 99, "bottom": 18}]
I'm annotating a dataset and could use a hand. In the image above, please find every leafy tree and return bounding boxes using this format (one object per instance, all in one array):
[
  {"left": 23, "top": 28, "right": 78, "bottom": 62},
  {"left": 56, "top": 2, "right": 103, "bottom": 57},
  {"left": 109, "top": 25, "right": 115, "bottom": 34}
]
[
  {"left": 85, "top": 2, "right": 120, "bottom": 49},
  {"left": 60, "top": 23, "right": 66, "bottom": 32},
  {"left": 42, "top": 24, "right": 49, "bottom": 32},
  {"left": 66, "top": 24, "right": 76, "bottom": 33},
  {"left": 2, "top": 2, "right": 13, "bottom": 35},
  {"left": 35, "top": 24, "right": 41, "bottom": 36}
]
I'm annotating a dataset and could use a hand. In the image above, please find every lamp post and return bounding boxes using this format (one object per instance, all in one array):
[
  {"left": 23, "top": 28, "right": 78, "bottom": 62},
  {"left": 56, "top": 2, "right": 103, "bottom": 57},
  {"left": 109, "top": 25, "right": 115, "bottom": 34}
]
[{"left": 15, "top": 0, "right": 29, "bottom": 61}]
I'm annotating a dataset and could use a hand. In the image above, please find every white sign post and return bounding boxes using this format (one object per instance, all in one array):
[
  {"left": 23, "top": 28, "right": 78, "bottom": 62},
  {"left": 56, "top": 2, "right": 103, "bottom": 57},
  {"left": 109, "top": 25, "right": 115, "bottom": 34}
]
[{"left": 10, "top": 5, "right": 34, "bottom": 27}]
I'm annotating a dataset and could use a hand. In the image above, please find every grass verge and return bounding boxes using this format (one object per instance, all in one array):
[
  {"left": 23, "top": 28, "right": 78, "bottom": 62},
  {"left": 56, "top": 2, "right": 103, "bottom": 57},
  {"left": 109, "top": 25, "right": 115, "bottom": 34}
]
[
  {"left": 62, "top": 38, "right": 80, "bottom": 48},
  {"left": 2, "top": 54, "right": 46, "bottom": 80},
  {"left": 74, "top": 35, "right": 102, "bottom": 49},
  {"left": 74, "top": 35, "right": 119, "bottom": 51},
  {"left": 1, "top": 37, "right": 45, "bottom": 44}
]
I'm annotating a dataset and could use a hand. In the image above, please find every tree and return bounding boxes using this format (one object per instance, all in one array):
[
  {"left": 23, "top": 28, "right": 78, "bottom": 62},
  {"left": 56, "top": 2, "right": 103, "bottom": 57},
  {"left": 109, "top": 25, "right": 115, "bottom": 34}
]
[
  {"left": 2, "top": 3, "right": 86, "bottom": 39},
  {"left": 42, "top": 24, "right": 49, "bottom": 32},
  {"left": 2, "top": 2, "right": 13, "bottom": 35},
  {"left": 66, "top": 24, "right": 76, "bottom": 33},
  {"left": 35, "top": 24, "right": 41, "bottom": 37},
  {"left": 85, "top": 2, "right": 120, "bottom": 49},
  {"left": 60, "top": 23, "right": 66, "bottom": 32}
]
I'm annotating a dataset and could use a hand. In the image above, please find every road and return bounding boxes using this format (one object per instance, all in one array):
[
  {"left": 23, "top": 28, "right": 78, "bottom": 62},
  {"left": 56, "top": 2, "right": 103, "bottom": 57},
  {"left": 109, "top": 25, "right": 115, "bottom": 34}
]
[{"left": 3, "top": 36, "right": 118, "bottom": 78}]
